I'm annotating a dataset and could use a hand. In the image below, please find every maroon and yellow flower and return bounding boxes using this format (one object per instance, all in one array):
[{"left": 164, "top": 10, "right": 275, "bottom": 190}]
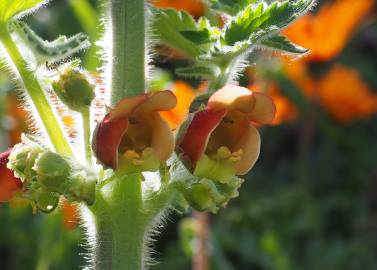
[
  {"left": 178, "top": 85, "right": 275, "bottom": 182},
  {"left": 93, "top": 91, "right": 177, "bottom": 171},
  {"left": 0, "top": 149, "right": 23, "bottom": 202}
]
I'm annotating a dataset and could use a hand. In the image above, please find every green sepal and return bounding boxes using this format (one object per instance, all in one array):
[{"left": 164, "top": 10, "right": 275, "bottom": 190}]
[
  {"left": 168, "top": 155, "right": 244, "bottom": 213},
  {"left": 170, "top": 193, "right": 190, "bottom": 214}
]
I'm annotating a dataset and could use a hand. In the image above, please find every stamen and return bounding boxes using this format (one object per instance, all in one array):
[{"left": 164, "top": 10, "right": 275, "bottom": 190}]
[
  {"left": 229, "top": 156, "right": 242, "bottom": 162},
  {"left": 212, "top": 147, "right": 243, "bottom": 163},
  {"left": 142, "top": 147, "right": 153, "bottom": 157},
  {"left": 124, "top": 150, "right": 140, "bottom": 160},
  {"left": 232, "top": 149, "right": 243, "bottom": 157},
  {"left": 216, "top": 146, "right": 231, "bottom": 159}
]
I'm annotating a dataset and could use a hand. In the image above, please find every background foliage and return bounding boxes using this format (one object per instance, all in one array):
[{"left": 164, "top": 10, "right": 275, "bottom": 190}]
[{"left": 1, "top": 0, "right": 377, "bottom": 269}]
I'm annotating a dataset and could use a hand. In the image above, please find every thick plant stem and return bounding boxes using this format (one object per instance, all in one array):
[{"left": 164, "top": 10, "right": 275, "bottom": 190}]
[
  {"left": 87, "top": 174, "right": 146, "bottom": 270},
  {"left": 0, "top": 25, "right": 72, "bottom": 156},
  {"left": 111, "top": 174, "right": 145, "bottom": 269},
  {"left": 110, "top": 0, "right": 145, "bottom": 104},
  {"left": 207, "top": 61, "right": 235, "bottom": 94}
]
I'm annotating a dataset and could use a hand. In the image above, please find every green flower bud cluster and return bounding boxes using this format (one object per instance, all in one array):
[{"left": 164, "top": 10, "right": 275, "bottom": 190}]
[
  {"left": 34, "top": 151, "right": 96, "bottom": 205},
  {"left": 8, "top": 135, "right": 97, "bottom": 212},
  {"left": 181, "top": 177, "right": 243, "bottom": 213},
  {"left": 52, "top": 68, "right": 95, "bottom": 113},
  {"left": 169, "top": 156, "right": 244, "bottom": 213}
]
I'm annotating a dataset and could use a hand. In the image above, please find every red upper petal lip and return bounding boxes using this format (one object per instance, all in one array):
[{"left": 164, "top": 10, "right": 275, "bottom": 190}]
[
  {"left": 178, "top": 109, "right": 226, "bottom": 167},
  {"left": 93, "top": 114, "right": 129, "bottom": 169},
  {"left": 93, "top": 91, "right": 177, "bottom": 169},
  {"left": 0, "top": 149, "right": 23, "bottom": 202}
]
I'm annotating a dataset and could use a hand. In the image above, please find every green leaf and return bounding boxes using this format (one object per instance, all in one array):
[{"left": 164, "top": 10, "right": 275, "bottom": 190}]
[
  {"left": 176, "top": 63, "right": 221, "bottom": 79},
  {"left": 224, "top": 0, "right": 314, "bottom": 46},
  {"left": 260, "top": 35, "right": 308, "bottom": 54},
  {"left": 209, "top": 0, "right": 258, "bottom": 15},
  {"left": 0, "top": 0, "right": 49, "bottom": 23},
  {"left": 10, "top": 21, "right": 91, "bottom": 66},
  {"left": 151, "top": 8, "right": 220, "bottom": 58}
]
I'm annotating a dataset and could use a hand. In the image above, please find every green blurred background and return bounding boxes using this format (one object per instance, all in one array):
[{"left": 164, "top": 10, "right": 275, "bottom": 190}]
[{"left": 1, "top": 0, "right": 377, "bottom": 269}]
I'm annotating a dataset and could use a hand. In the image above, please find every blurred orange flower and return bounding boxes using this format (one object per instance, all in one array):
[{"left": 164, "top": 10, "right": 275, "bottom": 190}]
[
  {"left": 160, "top": 80, "right": 197, "bottom": 129},
  {"left": 249, "top": 83, "right": 298, "bottom": 125},
  {"left": 6, "top": 95, "right": 28, "bottom": 145},
  {"left": 283, "top": 60, "right": 316, "bottom": 98},
  {"left": 62, "top": 201, "right": 79, "bottom": 230},
  {"left": 318, "top": 65, "right": 377, "bottom": 123},
  {"left": 151, "top": 0, "right": 205, "bottom": 17},
  {"left": 284, "top": 0, "right": 374, "bottom": 62}
]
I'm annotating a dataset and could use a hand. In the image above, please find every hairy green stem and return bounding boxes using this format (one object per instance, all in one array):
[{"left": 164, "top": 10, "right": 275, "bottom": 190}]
[
  {"left": 81, "top": 108, "right": 92, "bottom": 162},
  {"left": 111, "top": 174, "right": 145, "bottom": 269},
  {"left": 0, "top": 24, "right": 72, "bottom": 156},
  {"left": 87, "top": 174, "right": 147, "bottom": 270},
  {"left": 208, "top": 60, "right": 235, "bottom": 93},
  {"left": 110, "top": 0, "right": 146, "bottom": 104}
]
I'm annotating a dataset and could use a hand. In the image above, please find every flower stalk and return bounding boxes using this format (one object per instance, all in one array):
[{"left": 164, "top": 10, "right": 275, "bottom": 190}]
[
  {"left": 0, "top": 24, "right": 72, "bottom": 156},
  {"left": 81, "top": 108, "right": 92, "bottom": 162}
]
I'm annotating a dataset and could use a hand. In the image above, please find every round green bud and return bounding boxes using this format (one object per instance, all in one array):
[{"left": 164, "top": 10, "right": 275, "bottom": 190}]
[
  {"left": 34, "top": 189, "right": 60, "bottom": 213},
  {"left": 52, "top": 69, "right": 95, "bottom": 112},
  {"left": 34, "top": 151, "right": 71, "bottom": 191}
]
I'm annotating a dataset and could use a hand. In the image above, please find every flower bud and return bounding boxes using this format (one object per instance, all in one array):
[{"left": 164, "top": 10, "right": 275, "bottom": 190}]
[
  {"left": 34, "top": 188, "right": 60, "bottom": 213},
  {"left": 8, "top": 135, "right": 44, "bottom": 182},
  {"left": 34, "top": 151, "right": 96, "bottom": 205},
  {"left": 52, "top": 68, "right": 95, "bottom": 112},
  {"left": 181, "top": 177, "right": 243, "bottom": 213},
  {"left": 34, "top": 151, "right": 71, "bottom": 191}
]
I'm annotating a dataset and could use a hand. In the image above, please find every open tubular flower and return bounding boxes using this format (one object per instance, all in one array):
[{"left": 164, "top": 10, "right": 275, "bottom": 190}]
[
  {"left": 178, "top": 85, "right": 276, "bottom": 182},
  {"left": 0, "top": 149, "right": 23, "bottom": 202},
  {"left": 93, "top": 91, "right": 177, "bottom": 171}
]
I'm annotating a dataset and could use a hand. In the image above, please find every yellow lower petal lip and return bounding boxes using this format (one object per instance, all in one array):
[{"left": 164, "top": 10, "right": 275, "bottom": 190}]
[{"left": 234, "top": 125, "right": 261, "bottom": 175}]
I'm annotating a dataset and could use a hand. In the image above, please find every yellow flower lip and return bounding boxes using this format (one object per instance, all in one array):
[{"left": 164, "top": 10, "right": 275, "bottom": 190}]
[{"left": 93, "top": 90, "right": 177, "bottom": 169}]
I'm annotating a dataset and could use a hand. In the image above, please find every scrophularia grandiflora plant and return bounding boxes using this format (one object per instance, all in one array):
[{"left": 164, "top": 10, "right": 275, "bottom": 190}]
[{"left": 0, "top": 0, "right": 315, "bottom": 269}]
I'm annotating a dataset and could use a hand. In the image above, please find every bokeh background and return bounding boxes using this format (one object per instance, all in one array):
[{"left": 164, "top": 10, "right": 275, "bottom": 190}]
[{"left": 1, "top": 0, "right": 377, "bottom": 269}]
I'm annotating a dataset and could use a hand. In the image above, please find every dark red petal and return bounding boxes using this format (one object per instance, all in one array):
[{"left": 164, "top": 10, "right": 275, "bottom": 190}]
[
  {"left": 178, "top": 109, "right": 226, "bottom": 167},
  {"left": 93, "top": 114, "right": 129, "bottom": 169},
  {"left": 0, "top": 149, "right": 23, "bottom": 202}
]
